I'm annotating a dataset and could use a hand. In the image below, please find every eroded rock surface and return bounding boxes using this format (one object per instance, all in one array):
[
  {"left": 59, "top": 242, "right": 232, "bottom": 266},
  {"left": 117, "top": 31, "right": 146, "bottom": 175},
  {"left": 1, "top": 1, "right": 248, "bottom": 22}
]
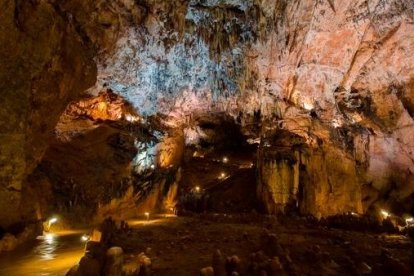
[
  {"left": 0, "top": 0, "right": 96, "bottom": 228},
  {"left": 1, "top": 0, "right": 414, "bottom": 227},
  {"left": 75, "top": 0, "right": 414, "bottom": 216}
]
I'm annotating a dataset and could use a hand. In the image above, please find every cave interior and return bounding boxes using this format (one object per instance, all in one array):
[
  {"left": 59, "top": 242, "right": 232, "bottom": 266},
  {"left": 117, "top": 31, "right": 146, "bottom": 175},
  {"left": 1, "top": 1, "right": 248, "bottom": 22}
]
[{"left": 0, "top": 0, "right": 414, "bottom": 275}]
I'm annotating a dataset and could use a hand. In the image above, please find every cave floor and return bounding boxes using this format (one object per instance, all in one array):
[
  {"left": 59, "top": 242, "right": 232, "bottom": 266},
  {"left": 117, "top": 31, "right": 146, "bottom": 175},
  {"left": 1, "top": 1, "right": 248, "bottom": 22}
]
[{"left": 114, "top": 214, "right": 413, "bottom": 275}]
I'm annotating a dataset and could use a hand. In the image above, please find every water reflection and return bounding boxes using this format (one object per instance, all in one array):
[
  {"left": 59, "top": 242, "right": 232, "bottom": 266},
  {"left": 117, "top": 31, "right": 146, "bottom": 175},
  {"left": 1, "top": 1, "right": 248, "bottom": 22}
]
[
  {"left": 0, "top": 231, "right": 85, "bottom": 276},
  {"left": 36, "top": 233, "right": 58, "bottom": 261}
]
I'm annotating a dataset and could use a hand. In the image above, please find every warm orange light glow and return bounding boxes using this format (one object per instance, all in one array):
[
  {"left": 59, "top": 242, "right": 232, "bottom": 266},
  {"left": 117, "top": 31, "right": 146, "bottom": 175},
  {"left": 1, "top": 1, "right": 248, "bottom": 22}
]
[
  {"left": 125, "top": 114, "right": 140, "bottom": 122},
  {"left": 81, "top": 234, "right": 90, "bottom": 242},
  {"left": 380, "top": 210, "right": 390, "bottom": 219},
  {"left": 303, "top": 100, "right": 314, "bottom": 111},
  {"left": 218, "top": 172, "right": 227, "bottom": 179},
  {"left": 97, "top": 102, "right": 107, "bottom": 112},
  {"left": 46, "top": 217, "right": 58, "bottom": 231},
  {"left": 43, "top": 233, "right": 55, "bottom": 245}
]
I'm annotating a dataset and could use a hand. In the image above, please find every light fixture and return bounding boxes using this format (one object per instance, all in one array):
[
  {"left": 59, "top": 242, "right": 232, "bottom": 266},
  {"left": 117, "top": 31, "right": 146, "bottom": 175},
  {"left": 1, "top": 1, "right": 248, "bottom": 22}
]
[
  {"left": 47, "top": 217, "right": 58, "bottom": 231},
  {"left": 125, "top": 114, "right": 140, "bottom": 122},
  {"left": 303, "top": 101, "right": 314, "bottom": 111},
  {"left": 150, "top": 164, "right": 155, "bottom": 169},
  {"left": 195, "top": 186, "right": 201, "bottom": 193},
  {"left": 81, "top": 234, "right": 90, "bottom": 242},
  {"left": 380, "top": 210, "right": 390, "bottom": 219},
  {"left": 222, "top": 157, "right": 228, "bottom": 163},
  {"left": 145, "top": 212, "right": 150, "bottom": 220},
  {"left": 218, "top": 172, "right": 226, "bottom": 180}
]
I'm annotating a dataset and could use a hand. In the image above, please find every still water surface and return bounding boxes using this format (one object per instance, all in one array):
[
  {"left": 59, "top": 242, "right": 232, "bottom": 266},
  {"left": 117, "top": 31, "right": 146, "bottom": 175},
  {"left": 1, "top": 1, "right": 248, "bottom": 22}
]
[{"left": 0, "top": 231, "right": 86, "bottom": 276}]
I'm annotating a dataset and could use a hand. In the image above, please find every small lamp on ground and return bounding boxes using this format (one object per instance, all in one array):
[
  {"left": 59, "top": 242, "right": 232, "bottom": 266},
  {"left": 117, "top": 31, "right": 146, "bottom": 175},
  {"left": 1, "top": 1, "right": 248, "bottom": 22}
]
[
  {"left": 81, "top": 234, "right": 90, "bottom": 242},
  {"left": 145, "top": 212, "right": 150, "bottom": 221},
  {"left": 46, "top": 217, "right": 58, "bottom": 231}
]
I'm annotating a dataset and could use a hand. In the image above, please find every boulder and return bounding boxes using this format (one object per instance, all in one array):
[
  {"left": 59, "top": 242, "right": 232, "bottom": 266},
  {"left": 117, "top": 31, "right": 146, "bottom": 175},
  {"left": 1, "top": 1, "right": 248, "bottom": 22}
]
[
  {"left": 104, "top": 247, "right": 124, "bottom": 276},
  {"left": 66, "top": 265, "right": 80, "bottom": 276},
  {"left": 137, "top": 252, "right": 152, "bottom": 276},
  {"left": 212, "top": 249, "right": 226, "bottom": 276},
  {"left": 0, "top": 233, "right": 18, "bottom": 252},
  {"left": 84, "top": 241, "right": 106, "bottom": 268},
  {"left": 270, "top": 257, "right": 283, "bottom": 272},
  {"left": 200, "top": 266, "right": 214, "bottom": 276},
  {"left": 225, "top": 255, "right": 241, "bottom": 275},
  {"left": 78, "top": 255, "right": 101, "bottom": 276},
  {"left": 262, "top": 233, "right": 284, "bottom": 257}
]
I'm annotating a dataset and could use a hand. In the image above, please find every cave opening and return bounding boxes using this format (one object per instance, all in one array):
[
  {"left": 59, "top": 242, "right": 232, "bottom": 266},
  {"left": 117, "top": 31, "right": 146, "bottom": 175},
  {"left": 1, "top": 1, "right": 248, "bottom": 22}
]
[{"left": 178, "top": 115, "right": 259, "bottom": 214}]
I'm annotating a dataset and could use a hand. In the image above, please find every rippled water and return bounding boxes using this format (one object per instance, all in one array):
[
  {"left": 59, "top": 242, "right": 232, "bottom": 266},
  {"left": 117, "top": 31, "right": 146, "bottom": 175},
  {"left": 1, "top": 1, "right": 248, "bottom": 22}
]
[{"left": 0, "top": 231, "right": 86, "bottom": 276}]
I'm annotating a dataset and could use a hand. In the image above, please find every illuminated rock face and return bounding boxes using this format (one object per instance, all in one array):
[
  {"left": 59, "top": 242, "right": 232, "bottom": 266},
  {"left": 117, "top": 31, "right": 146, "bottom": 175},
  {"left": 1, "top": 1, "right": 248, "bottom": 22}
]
[
  {"left": 84, "top": 0, "right": 413, "bottom": 215},
  {"left": 256, "top": 130, "right": 364, "bottom": 217},
  {"left": 258, "top": 145, "right": 363, "bottom": 217},
  {"left": 30, "top": 91, "right": 184, "bottom": 221},
  {"left": 1, "top": 0, "right": 414, "bottom": 226}
]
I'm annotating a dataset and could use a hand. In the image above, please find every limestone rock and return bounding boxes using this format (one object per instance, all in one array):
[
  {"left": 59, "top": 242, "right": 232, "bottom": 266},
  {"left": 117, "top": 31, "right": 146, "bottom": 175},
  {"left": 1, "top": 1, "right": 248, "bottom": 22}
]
[
  {"left": 104, "top": 247, "right": 124, "bottom": 276},
  {"left": 137, "top": 252, "right": 152, "bottom": 276},
  {"left": 1, "top": 0, "right": 414, "bottom": 231},
  {"left": 225, "top": 255, "right": 241, "bottom": 275},
  {"left": 78, "top": 255, "right": 101, "bottom": 276},
  {"left": 66, "top": 264, "right": 80, "bottom": 276},
  {"left": 200, "top": 266, "right": 214, "bottom": 276},
  {"left": 269, "top": 257, "right": 283, "bottom": 272},
  {"left": 212, "top": 249, "right": 226, "bottom": 276},
  {"left": 0, "top": 233, "right": 18, "bottom": 252},
  {"left": 0, "top": 0, "right": 96, "bottom": 229}
]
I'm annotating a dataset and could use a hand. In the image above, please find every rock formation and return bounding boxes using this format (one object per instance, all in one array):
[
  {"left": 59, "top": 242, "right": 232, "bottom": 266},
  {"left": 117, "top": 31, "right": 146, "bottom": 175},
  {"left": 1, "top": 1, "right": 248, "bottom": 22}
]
[
  {"left": 0, "top": 0, "right": 96, "bottom": 229},
  {"left": 0, "top": 0, "right": 413, "bottom": 229}
]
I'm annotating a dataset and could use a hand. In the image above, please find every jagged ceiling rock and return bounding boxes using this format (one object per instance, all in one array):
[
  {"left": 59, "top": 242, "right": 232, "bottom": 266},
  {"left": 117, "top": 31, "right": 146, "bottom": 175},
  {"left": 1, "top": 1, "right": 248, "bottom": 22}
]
[
  {"left": 79, "top": 0, "right": 413, "bottom": 214},
  {"left": 34, "top": 0, "right": 414, "bottom": 216},
  {"left": 1, "top": 0, "right": 414, "bottom": 224}
]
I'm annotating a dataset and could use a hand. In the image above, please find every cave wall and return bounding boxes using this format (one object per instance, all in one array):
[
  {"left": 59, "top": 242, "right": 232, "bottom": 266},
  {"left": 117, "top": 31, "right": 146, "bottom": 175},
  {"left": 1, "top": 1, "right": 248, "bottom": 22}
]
[
  {"left": 86, "top": 0, "right": 414, "bottom": 202},
  {"left": 1, "top": 0, "right": 414, "bottom": 226},
  {"left": 0, "top": 0, "right": 96, "bottom": 228},
  {"left": 257, "top": 133, "right": 363, "bottom": 217},
  {"left": 29, "top": 91, "right": 186, "bottom": 222},
  {"left": 257, "top": 149, "right": 300, "bottom": 214},
  {"left": 37, "top": 0, "right": 414, "bottom": 216},
  {"left": 300, "top": 146, "right": 363, "bottom": 217}
]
